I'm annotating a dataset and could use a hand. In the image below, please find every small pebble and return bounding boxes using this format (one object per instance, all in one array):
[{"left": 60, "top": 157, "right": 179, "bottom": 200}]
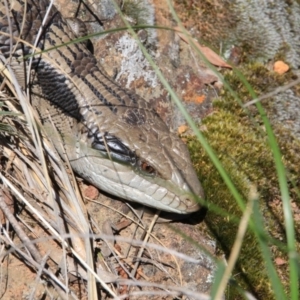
[{"left": 83, "top": 184, "right": 99, "bottom": 199}]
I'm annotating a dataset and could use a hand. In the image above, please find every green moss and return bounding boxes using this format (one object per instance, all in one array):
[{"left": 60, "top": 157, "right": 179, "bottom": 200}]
[
  {"left": 188, "top": 110, "right": 274, "bottom": 298},
  {"left": 187, "top": 63, "right": 299, "bottom": 298}
]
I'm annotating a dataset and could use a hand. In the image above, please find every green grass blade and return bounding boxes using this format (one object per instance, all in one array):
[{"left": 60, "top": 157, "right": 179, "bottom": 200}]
[
  {"left": 111, "top": 3, "right": 247, "bottom": 215},
  {"left": 166, "top": 1, "right": 292, "bottom": 298},
  {"left": 252, "top": 198, "right": 287, "bottom": 299},
  {"left": 237, "top": 71, "right": 299, "bottom": 300}
]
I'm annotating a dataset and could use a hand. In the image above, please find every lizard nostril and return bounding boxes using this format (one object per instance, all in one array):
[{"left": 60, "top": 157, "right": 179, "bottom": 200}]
[
  {"left": 178, "top": 193, "right": 202, "bottom": 213},
  {"left": 186, "top": 201, "right": 201, "bottom": 213}
]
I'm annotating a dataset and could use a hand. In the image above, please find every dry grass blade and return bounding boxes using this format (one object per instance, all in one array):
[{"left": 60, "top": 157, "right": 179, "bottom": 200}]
[
  {"left": 214, "top": 185, "right": 257, "bottom": 299},
  {"left": 0, "top": 48, "right": 115, "bottom": 298},
  {"left": 115, "top": 279, "right": 211, "bottom": 300},
  {"left": 1, "top": 29, "right": 195, "bottom": 300},
  {"left": 130, "top": 211, "right": 160, "bottom": 276},
  {"left": 0, "top": 1, "right": 217, "bottom": 298}
]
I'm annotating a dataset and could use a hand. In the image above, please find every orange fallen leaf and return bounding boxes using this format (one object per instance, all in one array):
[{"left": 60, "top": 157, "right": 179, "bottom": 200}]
[
  {"left": 195, "top": 94, "right": 206, "bottom": 103},
  {"left": 273, "top": 61, "right": 289, "bottom": 75},
  {"left": 175, "top": 26, "right": 232, "bottom": 69},
  {"left": 183, "top": 93, "right": 206, "bottom": 104}
]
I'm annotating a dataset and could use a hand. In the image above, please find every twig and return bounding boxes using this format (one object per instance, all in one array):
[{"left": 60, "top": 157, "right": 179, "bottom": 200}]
[
  {"left": 29, "top": 252, "right": 50, "bottom": 300},
  {"left": 131, "top": 211, "right": 160, "bottom": 276},
  {"left": 114, "top": 278, "right": 211, "bottom": 300},
  {"left": 0, "top": 191, "right": 75, "bottom": 298},
  {"left": 0, "top": 189, "right": 43, "bottom": 263},
  {"left": 243, "top": 78, "right": 300, "bottom": 108}
]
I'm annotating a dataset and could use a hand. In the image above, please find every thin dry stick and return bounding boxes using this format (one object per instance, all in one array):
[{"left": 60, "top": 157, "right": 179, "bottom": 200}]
[
  {"left": 115, "top": 278, "right": 211, "bottom": 300},
  {"left": 26, "top": 0, "right": 55, "bottom": 70},
  {"left": 96, "top": 232, "right": 201, "bottom": 263},
  {"left": 101, "top": 220, "right": 140, "bottom": 282},
  {"left": 29, "top": 251, "right": 50, "bottom": 300},
  {"left": 214, "top": 185, "right": 258, "bottom": 300},
  {"left": 0, "top": 194, "right": 74, "bottom": 298},
  {"left": 131, "top": 211, "right": 160, "bottom": 276},
  {"left": 0, "top": 189, "right": 43, "bottom": 263},
  {"left": 2, "top": 239, "right": 75, "bottom": 299},
  {"left": 46, "top": 114, "right": 98, "bottom": 300},
  {"left": 89, "top": 198, "right": 184, "bottom": 284},
  {"left": 243, "top": 77, "right": 300, "bottom": 107},
  {"left": 0, "top": 175, "right": 117, "bottom": 298}
]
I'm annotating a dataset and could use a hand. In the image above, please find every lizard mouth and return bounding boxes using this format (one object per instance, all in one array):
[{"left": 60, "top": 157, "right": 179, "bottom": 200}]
[{"left": 69, "top": 149, "right": 201, "bottom": 214}]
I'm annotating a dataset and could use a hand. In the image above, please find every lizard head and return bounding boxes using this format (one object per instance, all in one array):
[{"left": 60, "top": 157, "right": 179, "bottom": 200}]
[{"left": 73, "top": 107, "right": 204, "bottom": 214}]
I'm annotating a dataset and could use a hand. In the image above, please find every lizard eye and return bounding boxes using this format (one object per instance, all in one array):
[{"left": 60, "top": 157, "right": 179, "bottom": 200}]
[{"left": 139, "top": 160, "right": 157, "bottom": 176}]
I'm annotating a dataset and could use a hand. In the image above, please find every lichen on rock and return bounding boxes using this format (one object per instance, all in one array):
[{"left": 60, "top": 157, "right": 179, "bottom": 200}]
[{"left": 230, "top": 0, "right": 300, "bottom": 68}]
